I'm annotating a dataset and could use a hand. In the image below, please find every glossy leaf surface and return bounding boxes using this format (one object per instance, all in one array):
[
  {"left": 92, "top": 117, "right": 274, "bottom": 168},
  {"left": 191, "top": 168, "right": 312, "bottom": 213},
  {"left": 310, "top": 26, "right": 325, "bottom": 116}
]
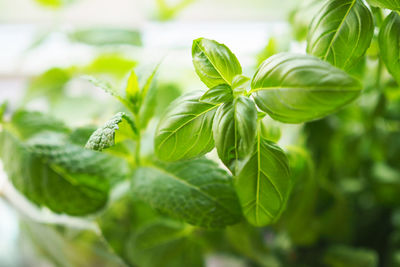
[
  {"left": 368, "top": 0, "right": 400, "bottom": 10},
  {"left": 212, "top": 96, "right": 257, "bottom": 172},
  {"left": 155, "top": 91, "right": 218, "bottom": 161},
  {"left": 307, "top": 0, "right": 374, "bottom": 71},
  {"left": 192, "top": 38, "right": 242, "bottom": 88},
  {"left": 200, "top": 84, "right": 233, "bottom": 104},
  {"left": 251, "top": 53, "right": 362, "bottom": 123},
  {"left": 236, "top": 135, "right": 292, "bottom": 227}
]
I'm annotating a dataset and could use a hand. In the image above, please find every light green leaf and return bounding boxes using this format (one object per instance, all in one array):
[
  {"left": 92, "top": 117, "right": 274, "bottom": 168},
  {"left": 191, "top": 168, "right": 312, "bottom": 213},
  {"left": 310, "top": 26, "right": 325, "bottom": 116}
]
[
  {"left": 0, "top": 128, "right": 129, "bottom": 215},
  {"left": 212, "top": 96, "right": 257, "bottom": 173},
  {"left": 69, "top": 28, "right": 142, "bottom": 46},
  {"left": 250, "top": 53, "right": 362, "bottom": 123},
  {"left": 0, "top": 102, "right": 7, "bottom": 122},
  {"left": 235, "top": 133, "right": 292, "bottom": 227},
  {"left": 368, "top": 0, "right": 400, "bottom": 10},
  {"left": 11, "top": 110, "right": 69, "bottom": 140},
  {"left": 131, "top": 158, "right": 242, "bottom": 227},
  {"left": 192, "top": 38, "right": 242, "bottom": 88},
  {"left": 155, "top": 91, "right": 218, "bottom": 161},
  {"left": 379, "top": 12, "right": 400, "bottom": 85},
  {"left": 125, "top": 70, "right": 140, "bottom": 102},
  {"left": 85, "top": 112, "right": 137, "bottom": 151},
  {"left": 307, "top": 0, "right": 374, "bottom": 71},
  {"left": 200, "top": 84, "right": 233, "bottom": 104},
  {"left": 138, "top": 63, "right": 161, "bottom": 129}
]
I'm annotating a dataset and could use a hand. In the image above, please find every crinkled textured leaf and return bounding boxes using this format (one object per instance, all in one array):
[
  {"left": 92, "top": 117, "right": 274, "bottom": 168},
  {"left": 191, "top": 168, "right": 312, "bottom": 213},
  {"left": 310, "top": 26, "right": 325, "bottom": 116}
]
[
  {"left": 11, "top": 110, "right": 69, "bottom": 140},
  {"left": 131, "top": 158, "right": 242, "bottom": 228},
  {"left": 85, "top": 112, "right": 136, "bottom": 151},
  {"left": 0, "top": 128, "right": 129, "bottom": 215},
  {"left": 200, "top": 84, "right": 233, "bottom": 104},
  {"left": 236, "top": 136, "right": 292, "bottom": 227},
  {"left": 192, "top": 38, "right": 242, "bottom": 88},
  {"left": 251, "top": 53, "right": 362, "bottom": 123},
  {"left": 368, "top": 0, "right": 400, "bottom": 10},
  {"left": 212, "top": 96, "right": 257, "bottom": 173},
  {"left": 307, "top": 0, "right": 374, "bottom": 71},
  {"left": 155, "top": 91, "right": 218, "bottom": 161},
  {"left": 379, "top": 12, "right": 400, "bottom": 84}
]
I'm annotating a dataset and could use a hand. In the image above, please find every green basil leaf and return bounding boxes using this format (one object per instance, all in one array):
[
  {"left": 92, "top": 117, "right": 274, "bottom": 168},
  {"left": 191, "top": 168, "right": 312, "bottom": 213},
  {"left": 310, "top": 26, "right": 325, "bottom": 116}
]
[
  {"left": 307, "top": 0, "right": 374, "bottom": 71},
  {"left": 192, "top": 38, "right": 242, "bottom": 88},
  {"left": 155, "top": 91, "right": 218, "bottom": 161},
  {"left": 236, "top": 135, "right": 292, "bottom": 227},
  {"left": 250, "top": 53, "right": 362, "bottom": 123},
  {"left": 212, "top": 96, "right": 257, "bottom": 172},
  {"left": 85, "top": 112, "right": 137, "bottom": 151},
  {"left": 131, "top": 158, "right": 242, "bottom": 227},
  {"left": 368, "top": 0, "right": 400, "bottom": 10},
  {"left": 379, "top": 12, "right": 400, "bottom": 84},
  {"left": 0, "top": 128, "right": 129, "bottom": 215},
  {"left": 125, "top": 70, "right": 140, "bottom": 103},
  {"left": 200, "top": 84, "right": 233, "bottom": 104}
]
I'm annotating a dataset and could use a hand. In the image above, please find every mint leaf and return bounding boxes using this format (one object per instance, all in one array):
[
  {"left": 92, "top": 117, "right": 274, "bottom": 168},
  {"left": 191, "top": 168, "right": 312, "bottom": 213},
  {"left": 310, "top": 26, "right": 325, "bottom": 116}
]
[
  {"left": 0, "top": 128, "right": 129, "bottom": 215},
  {"left": 85, "top": 112, "right": 137, "bottom": 151},
  {"left": 131, "top": 158, "right": 242, "bottom": 228}
]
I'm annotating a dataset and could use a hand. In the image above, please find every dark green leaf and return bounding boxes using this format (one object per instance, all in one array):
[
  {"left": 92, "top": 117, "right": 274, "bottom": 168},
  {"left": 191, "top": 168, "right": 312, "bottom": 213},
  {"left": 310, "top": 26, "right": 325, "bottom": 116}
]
[
  {"left": 131, "top": 158, "right": 242, "bottom": 227},
  {"left": 192, "top": 38, "right": 242, "bottom": 88},
  {"left": 0, "top": 128, "right": 129, "bottom": 215},
  {"left": 212, "top": 96, "right": 257, "bottom": 172},
  {"left": 368, "top": 0, "right": 400, "bottom": 11},
  {"left": 235, "top": 134, "right": 292, "bottom": 227},
  {"left": 85, "top": 112, "right": 137, "bottom": 151},
  {"left": 307, "top": 0, "right": 374, "bottom": 71},
  {"left": 251, "top": 53, "right": 362, "bottom": 123},
  {"left": 200, "top": 84, "right": 233, "bottom": 104},
  {"left": 379, "top": 12, "right": 400, "bottom": 84},
  {"left": 155, "top": 91, "right": 218, "bottom": 161}
]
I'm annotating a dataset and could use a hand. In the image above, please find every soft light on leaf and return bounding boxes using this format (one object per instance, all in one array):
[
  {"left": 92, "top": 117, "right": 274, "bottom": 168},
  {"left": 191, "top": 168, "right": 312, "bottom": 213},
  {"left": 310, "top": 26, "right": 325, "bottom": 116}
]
[{"left": 251, "top": 53, "right": 362, "bottom": 123}]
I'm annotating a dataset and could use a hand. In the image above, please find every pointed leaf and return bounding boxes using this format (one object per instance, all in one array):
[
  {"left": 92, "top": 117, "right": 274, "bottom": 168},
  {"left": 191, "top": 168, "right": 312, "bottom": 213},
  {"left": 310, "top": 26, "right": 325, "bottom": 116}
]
[
  {"left": 212, "top": 96, "right": 257, "bottom": 173},
  {"left": 125, "top": 70, "right": 140, "bottom": 102},
  {"left": 192, "top": 38, "right": 242, "bottom": 88},
  {"left": 236, "top": 134, "right": 292, "bottom": 227},
  {"left": 251, "top": 53, "right": 362, "bottom": 123},
  {"left": 307, "top": 0, "right": 374, "bottom": 71},
  {"left": 155, "top": 91, "right": 218, "bottom": 161},
  {"left": 131, "top": 158, "right": 242, "bottom": 227}
]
